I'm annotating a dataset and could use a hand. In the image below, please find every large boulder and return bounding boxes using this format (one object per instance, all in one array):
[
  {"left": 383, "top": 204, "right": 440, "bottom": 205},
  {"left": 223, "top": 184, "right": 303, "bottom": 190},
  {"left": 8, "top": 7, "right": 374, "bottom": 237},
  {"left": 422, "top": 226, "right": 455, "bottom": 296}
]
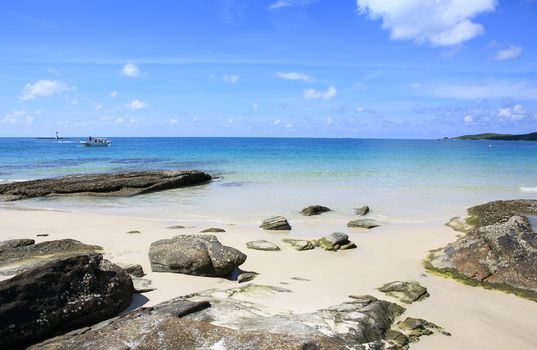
[
  {"left": 149, "top": 234, "right": 247, "bottom": 277},
  {"left": 260, "top": 216, "right": 291, "bottom": 230},
  {"left": 32, "top": 284, "right": 413, "bottom": 350},
  {"left": 0, "top": 254, "right": 133, "bottom": 348},
  {"left": 0, "top": 239, "right": 102, "bottom": 276},
  {"left": 426, "top": 199, "right": 537, "bottom": 301},
  {"left": 0, "top": 170, "right": 211, "bottom": 201},
  {"left": 378, "top": 281, "right": 429, "bottom": 304},
  {"left": 300, "top": 205, "right": 331, "bottom": 216}
]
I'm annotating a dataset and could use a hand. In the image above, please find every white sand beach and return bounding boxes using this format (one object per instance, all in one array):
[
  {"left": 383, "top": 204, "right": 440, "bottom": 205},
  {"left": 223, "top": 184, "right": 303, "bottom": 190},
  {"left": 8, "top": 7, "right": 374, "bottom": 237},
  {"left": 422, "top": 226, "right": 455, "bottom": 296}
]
[{"left": 1, "top": 205, "right": 536, "bottom": 349}]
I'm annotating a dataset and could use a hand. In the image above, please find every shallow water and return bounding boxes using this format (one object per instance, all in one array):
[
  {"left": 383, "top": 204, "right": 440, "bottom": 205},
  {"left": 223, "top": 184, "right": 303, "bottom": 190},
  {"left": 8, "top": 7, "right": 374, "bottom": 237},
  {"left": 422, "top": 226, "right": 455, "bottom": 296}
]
[{"left": 1, "top": 137, "right": 536, "bottom": 222}]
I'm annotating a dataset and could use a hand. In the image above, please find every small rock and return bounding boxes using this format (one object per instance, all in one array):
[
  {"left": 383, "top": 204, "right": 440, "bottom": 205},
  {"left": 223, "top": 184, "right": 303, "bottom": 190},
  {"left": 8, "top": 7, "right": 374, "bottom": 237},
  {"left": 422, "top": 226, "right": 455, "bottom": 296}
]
[
  {"left": 118, "top": 263, "right": 145, "bottom": 277},
  {"left": 132, "top": 277, "right": 156, "bottom": 293},
  {"left": 347, "top": 219, "right": 382, "bottom": 229},
  {"left": 291, "top": 277, "right": 310, "bottom": 281},
  {"left": 317, "top": 232, "right": 356, "bottom": 251},
  {"left": 355, "top": 206, "right": 370, "bottom": 216},
  {"left": 385, "top": 329, "right": 409, "bottom": 348},
  {"left": 260, "top": 216, "right": 291, "bottom": 230},
  {"left": 127, "top": 230, "right": 141, "bottom": 234},
  {"left": 445, "top": 216, "right": 473, "bottom": 233},
  {"left": 36, "top": 234, "right": 49, "bottom": 237},
  {"left": 200, "top": 227, "right": 226, "bottom": 233},
  {"left": 246, "top": 240, "right": 280, "bottom": 251},
  {"left": 300, "top": 205, "right": 331, "bottom": 216},
  {"left": 282, "top": 238, "right": 315, "bottom": 251},
  {"left": 378, "top": 281, "right": 429, "bottom": 304},
  {"left": 237, "top": 271, "right": 259, "bottom": 283},
  {"left": 396, "top": 317, "right": 450, "bottom": 342},
  {"left": 167, "top": 225, "right": 185, "bottom": 229}
]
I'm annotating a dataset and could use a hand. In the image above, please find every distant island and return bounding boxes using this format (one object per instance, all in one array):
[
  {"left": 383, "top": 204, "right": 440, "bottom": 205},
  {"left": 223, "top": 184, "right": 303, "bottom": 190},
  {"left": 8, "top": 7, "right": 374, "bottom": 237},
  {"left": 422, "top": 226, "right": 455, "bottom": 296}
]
[{"left": 450, "top": 132, "right": 537, "bottom": 141}]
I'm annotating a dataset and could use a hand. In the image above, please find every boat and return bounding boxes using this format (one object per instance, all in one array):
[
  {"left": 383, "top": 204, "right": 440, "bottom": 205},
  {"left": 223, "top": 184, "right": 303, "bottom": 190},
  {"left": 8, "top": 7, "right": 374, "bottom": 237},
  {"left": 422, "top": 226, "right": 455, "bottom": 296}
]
[{"left": 80, "top": 136, "right": 112, "bottom": 147}]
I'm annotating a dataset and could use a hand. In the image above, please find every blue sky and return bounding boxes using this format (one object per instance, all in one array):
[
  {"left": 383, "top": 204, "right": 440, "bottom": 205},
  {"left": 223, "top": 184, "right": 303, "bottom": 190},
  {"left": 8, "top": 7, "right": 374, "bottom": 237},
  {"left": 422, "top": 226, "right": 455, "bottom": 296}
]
[{"left": 1, "top": 0, "right": 536, "bottom": 138}]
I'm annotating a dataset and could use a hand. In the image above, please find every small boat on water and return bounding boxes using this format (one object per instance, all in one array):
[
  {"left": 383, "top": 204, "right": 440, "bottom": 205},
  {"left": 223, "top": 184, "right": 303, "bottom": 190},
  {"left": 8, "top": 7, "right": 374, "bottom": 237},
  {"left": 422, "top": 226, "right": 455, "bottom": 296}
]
[{"left": 80, "top": 136, "right": 112, "bottom": 147}]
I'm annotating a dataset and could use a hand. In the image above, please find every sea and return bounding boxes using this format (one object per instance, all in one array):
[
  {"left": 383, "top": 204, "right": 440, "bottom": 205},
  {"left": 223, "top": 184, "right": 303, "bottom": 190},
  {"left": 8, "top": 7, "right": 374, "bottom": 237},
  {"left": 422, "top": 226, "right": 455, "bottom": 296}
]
[{"left": 1, "top": 137, "right": 537, "bottom": 223}]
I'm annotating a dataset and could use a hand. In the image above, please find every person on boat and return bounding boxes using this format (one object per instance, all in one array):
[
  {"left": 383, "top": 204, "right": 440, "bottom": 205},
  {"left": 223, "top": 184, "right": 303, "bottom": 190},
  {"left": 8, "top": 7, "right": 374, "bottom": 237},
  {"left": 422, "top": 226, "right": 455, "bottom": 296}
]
[{"left": 89, "top": 136, "right": 92, "bottom": 141}]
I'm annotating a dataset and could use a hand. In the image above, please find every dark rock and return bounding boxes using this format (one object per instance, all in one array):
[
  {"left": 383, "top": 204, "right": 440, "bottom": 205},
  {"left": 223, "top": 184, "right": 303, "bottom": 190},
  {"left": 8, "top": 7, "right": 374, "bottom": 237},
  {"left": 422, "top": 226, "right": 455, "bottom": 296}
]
[
  {"left": 36, "top": 234, "right": 49, "bottom": 237},
  {"left": 149, "top": 234, "right": 246, "bottom": 277},
  {"left": 246, "top": 240, "right": 280, "bottom": 251},
  {"left": 0, "top": 254, "right": 133, "bottom": 348},
  {"left": 260, "top": 216, "right": 291, "bottom": 230},
  {"left": 396, "top": 317, "right": 450, "bottom": 342},
  {"left": 385, "top": 329, "right": 409, "bottom": 348},
  {"left": 317, "top": 232, "right": 356, "bottom": 251},
  {"left": 117, "top": 263, "right": 145, "bottom": 277},
  {"left": 301, "top": 205, "right": 332, "bottom": 216},
  {"left": 200, "top": 227, "right": 226, "bottom": 233},
  {"left": 282, "top": 238, "right": 315, "bottom": 251},
  {"left": 237, "top": 271, "right": 259, "bottom": 283},
  {"left": 427, "top": 214, "right": 537, "bottom": 301},
  {"left": 378, "top": 281, "right": 429, "bottom": 304},
  {"left": 0, "top": 238, "right": 35, "bottom": 250},
  {"left": 465, "top": 199, "right": 537, "bottom": 229},
  {"left": 0, "top": 170, "right": 212, "bottom": 201},
  {"left": 126, "top": 230, "right": 140, "bottom": 234},
  {"left": 355, "top": 206, "right": 370, "bottom": 216},
  {"left": 347, "top": 219, "right": 382, "bottom": 229},
  {"left": 167, "top": 224, "right": 185, "bottom": 229},
  {"left": 0, "top": 239, "right": 102, "bottom": 276}
]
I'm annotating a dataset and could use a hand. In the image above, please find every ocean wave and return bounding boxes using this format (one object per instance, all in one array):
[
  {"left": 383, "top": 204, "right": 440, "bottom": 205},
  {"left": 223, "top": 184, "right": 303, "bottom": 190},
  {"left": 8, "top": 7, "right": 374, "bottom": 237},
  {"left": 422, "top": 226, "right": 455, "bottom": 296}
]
[{"left": 520, "top": 186, "right": 537, "bottom": 193}]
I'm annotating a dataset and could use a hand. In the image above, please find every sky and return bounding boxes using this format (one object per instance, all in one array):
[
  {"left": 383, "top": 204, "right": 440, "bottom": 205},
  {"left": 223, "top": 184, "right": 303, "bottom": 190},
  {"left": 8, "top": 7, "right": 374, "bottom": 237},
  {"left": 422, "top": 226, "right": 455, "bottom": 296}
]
[{"left": 0, "top": 0, "right": 536, "bottom": 138}]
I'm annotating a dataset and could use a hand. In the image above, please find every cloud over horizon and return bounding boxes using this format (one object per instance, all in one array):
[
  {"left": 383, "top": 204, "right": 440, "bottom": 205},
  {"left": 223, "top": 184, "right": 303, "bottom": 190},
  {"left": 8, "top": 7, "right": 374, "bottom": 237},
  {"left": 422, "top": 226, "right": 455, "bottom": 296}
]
[
  {"left": 19, "top": 80, "right": 73, "bottom": 100},
  {"left": 303, "top": 85, "right": 337, "bottom": 100}
]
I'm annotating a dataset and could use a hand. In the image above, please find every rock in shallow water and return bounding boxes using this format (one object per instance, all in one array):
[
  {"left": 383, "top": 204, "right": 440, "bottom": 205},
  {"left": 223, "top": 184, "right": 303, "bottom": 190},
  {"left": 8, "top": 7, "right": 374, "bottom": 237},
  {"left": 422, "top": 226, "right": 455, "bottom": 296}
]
[
  {"left": 347, "top": 219, "right": 382, "bottom": 229},
  {"left": 0, "top": 254, "right": 133, "bottom": 348},
  {"left": 0, "top": 170, "right": 212, "bottom": 201},
  {"left": 378, "top": 281, "right": 429, "bottom": 304},
  {"left": 200, "top": 227, "right": 226, "bottom": 233},
  {"left": 301, "top": 205, "right": 332, "bottom": 216},
  {"left": 149, "top": 234, "right": 247, "bottom": 277},
  {"left": 260, "top": 216, "right": 291, "bottom": 230},
  {"left": 355, "top": 205, "right": 370, "bottom": 216},
  {"left": 246, "top": 240, "right": 280, "bottom": 251}
]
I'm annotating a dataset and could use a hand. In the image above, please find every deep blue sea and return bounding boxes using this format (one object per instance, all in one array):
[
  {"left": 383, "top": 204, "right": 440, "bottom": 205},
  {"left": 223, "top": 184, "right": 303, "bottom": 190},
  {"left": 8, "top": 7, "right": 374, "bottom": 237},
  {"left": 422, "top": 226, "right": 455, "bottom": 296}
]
[{"left": 1, "top": 137, "right": 537, "bottom": 222}]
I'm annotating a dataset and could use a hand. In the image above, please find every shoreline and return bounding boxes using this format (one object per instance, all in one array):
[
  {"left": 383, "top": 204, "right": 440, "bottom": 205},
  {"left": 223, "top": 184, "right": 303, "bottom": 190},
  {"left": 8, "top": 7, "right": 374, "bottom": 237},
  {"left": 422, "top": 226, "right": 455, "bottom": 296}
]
[{"left": 1, "top": 203, "right": 537, "bottom": 349}]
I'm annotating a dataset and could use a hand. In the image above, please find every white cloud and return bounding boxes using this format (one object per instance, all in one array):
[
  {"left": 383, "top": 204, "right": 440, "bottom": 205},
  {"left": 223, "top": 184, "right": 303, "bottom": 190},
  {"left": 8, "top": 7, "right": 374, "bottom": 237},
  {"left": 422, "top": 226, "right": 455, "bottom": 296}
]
[
  {"left": 126, "top": 99, "right": 148, "bottom": 110},
  {"left": 109, "top": 90, "right": 118, "bottom": 98},
  {"left": 268, "top": 0, "right": 315, "bottom": 10},
  {"left": 20, "top": 80, "right": 73, "bottom": 100},
  {"left": 463, "top": 115, "right": 475, "bottom": 124},
  {"left": 356, "top": 0, "right": 496, "bottom": 46},
  {"left": 167, "top": 118, "right": 179, "bottom": 125},
  {"left": 223, "top": 74, "right": 240, "bottom": 84},
  {"left": 273, "top": 118, "right": 281, "bottom": 125},
  {"left": 95, "top": 103, "right": 103, "bottom": 110},
  {"left": 497, "top": 104, "right": 526, "bottom": 121},
  {"left": 121, "top": 63, "right": 140, "bottom": 77},
  {"left": 303, "top": 85, "right": 337, "bottom": 100},
  {"left": 115, "top": 118, "right": 124, "bottom": 124},
  {"left": 276, "top": 72, "right": 311, "bottom": 81},
  {"left": 426, "top": 82, "right": 537, "bottom": 100},
  {"left": 495, "top": 45, "right": 523, "bottom": 61},
  {"left": 252, "top": 103, "right": 258, "bottom": 113},
  {"left": 1, "top": 110, "right": 34, "bottom": 125}
]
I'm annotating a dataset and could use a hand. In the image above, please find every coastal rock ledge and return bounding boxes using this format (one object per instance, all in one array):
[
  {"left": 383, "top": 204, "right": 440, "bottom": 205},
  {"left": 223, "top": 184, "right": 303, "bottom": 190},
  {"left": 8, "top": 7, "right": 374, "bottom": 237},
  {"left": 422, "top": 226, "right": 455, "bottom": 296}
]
[
  {"left": 0, "top": 170, "right": 212, "bottom": 201},
  {"left": 425, "top": 199, "right": 537, "bottom": 301}
]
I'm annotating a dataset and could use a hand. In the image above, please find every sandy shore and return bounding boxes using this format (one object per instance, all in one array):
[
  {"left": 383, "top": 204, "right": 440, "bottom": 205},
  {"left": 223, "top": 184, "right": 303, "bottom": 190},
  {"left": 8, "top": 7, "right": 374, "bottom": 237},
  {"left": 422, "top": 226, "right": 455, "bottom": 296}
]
[{"left": 1, "top": 205, "right": 536, "bottom": 349}]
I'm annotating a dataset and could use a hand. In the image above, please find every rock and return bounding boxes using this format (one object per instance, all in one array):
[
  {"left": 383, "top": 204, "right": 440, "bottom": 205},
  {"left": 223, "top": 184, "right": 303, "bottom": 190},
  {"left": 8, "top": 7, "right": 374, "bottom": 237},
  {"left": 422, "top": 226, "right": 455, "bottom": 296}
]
[
  {"left": 126, "top": 230, "right": 140, "bottom": 234},
  {"left": 396, "top": 317, "right": 450, "bottom": 342},
  {"left": 0, "top": 170, "right": 212, "bottom": 201},
  {"left": 445, "top": 216, "right": 473, "bottom": 233},
  {"left": 200, "top": 227, "right": 226, "bottom": 233},
  {"left": 260, "top": 216, "right": 291, "bottom": 230},
  {"left": 347, "top": 219, "right": 382, "bottom": 229},
  {"left": 282, "top": 238, "right": 315, "bottom": 251},
  {"left": 0, "top": 238, "right": 35, "bottom": 250},
  {"left": 317, "top": 232, "right": 356, "bottom": 251},
  {"left": 378, "top": 281, "right": 429, "bottom": 304},
  {"left": 149, "top": 234, "right": 247, "bottom": 277},
  {"left": 0, "top": 254, "right": 132, "bottom": 348},
  {"left": 291, "top": 276, "right": 310, "bottom": 281},
  {"left": 0, "top": 239, "right": 102, "bottom": 276},
  {"left": 117, "top": 263, "right": 145, "bottom": 277},
  {"left": 237, "top": 271, "right": 259, "bottom": 283},
  {"left": 167, "top": 224, "right": 185, "bottom": 229},
  {"left": 426, "top": 200, "right": 537, "bottom": 301},
  {"left": 132, "top": 277, "right": 156, "bottom": 293},
  {"left": 385, "top": 329, "right": 409, "bottom": 348},
  {"left": 246, "top": 240, "right": 280, "bottom": 251},
  {"left": 355, "top": 205, "right": 370, "bottom": 216},
  {"left": 300, "top": 205, "right": 331, "bottom": 216},
  {"left": 36, "top": 234, "right": 49, "bottom": 237}
]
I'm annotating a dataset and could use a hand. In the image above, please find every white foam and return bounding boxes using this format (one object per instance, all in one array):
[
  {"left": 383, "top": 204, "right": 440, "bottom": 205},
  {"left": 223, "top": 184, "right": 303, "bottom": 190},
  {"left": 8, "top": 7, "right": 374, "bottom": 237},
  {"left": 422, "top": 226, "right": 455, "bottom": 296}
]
[{"left": 520, "top": 187, "right": 537, "bottom": 193}]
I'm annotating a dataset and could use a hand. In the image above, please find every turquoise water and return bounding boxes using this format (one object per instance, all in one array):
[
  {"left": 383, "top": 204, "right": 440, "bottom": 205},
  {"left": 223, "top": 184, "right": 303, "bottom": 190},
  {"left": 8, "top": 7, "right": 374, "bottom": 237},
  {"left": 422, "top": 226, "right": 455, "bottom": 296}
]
[{"left": 1, "top": 137, "right": 537, "bottom": 222}]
